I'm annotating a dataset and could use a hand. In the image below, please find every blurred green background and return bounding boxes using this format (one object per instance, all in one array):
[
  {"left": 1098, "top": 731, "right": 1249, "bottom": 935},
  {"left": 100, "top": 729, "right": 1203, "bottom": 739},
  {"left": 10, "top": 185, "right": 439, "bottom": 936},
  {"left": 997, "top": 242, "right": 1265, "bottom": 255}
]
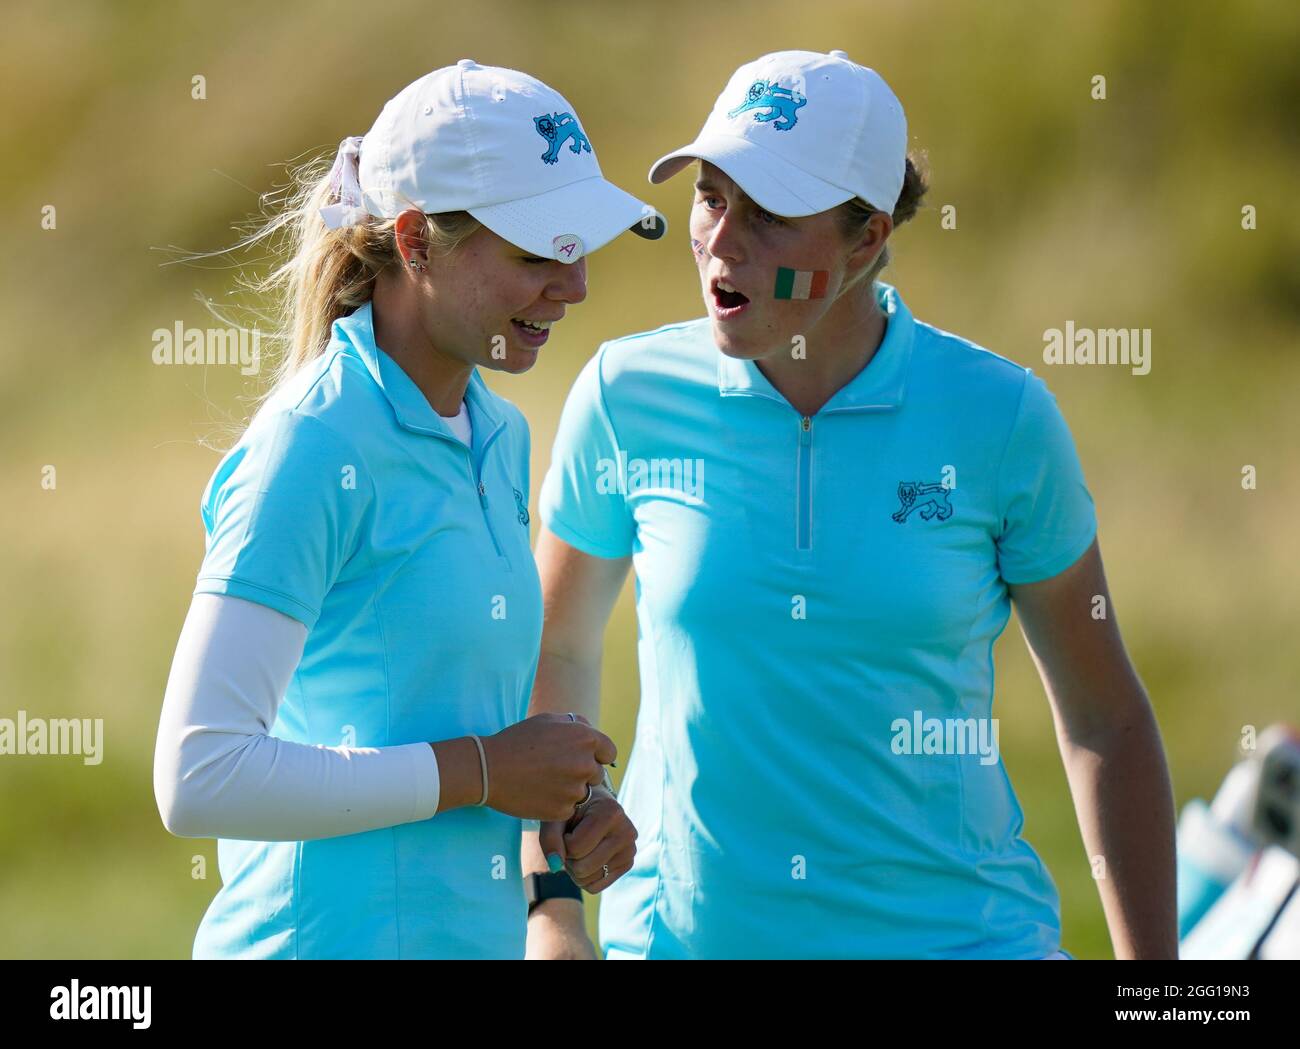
[{"left": 2, "top": 0, "right": 1297, "bottom": 958}]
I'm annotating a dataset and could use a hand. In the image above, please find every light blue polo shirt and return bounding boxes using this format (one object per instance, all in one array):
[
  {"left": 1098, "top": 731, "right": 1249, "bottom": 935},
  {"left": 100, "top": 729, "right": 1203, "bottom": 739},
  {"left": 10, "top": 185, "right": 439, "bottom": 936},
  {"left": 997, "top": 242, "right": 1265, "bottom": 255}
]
[
  {"left": 539, "top": 281, "right": 1097, "bottom": 959},
  {"left": 190, "top": 300, "right": 543, "bottom": 959}
]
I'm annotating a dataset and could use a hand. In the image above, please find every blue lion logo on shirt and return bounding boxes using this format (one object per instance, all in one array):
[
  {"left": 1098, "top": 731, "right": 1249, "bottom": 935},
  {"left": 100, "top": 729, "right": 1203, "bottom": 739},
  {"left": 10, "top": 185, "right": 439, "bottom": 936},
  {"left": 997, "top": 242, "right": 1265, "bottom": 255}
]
[
  {"left": 533, "top": 113, "right": 592, "bottom": 165},
  {"left": 891, "top": 481, "right": 954, "bottom": 523},
  {"left": 513, "top": 487, "right": 530, "bottom": 526},
  {"left": 727, "top": 79, "right": 807, "bottom": 131}
]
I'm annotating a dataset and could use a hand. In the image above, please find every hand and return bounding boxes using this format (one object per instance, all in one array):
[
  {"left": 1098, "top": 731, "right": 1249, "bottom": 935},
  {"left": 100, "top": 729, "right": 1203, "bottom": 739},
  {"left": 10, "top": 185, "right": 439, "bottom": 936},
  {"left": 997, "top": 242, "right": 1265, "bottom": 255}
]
[
  {"left": 542, "top": 784, "right": 637, "bottom": 893},
  {"left": 482, "top": 713, "right": 616, "bottom": 820}
]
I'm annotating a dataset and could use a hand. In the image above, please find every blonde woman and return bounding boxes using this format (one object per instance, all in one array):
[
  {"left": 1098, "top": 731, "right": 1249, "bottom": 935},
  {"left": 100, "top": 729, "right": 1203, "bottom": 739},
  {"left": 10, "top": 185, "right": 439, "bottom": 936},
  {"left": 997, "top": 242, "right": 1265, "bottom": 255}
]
[
  {"left": 524, "top": 49, "right": 1177, "bottom": 959},
  {"left": 153, "top": 60, "right": 657, "bottom": 959}
]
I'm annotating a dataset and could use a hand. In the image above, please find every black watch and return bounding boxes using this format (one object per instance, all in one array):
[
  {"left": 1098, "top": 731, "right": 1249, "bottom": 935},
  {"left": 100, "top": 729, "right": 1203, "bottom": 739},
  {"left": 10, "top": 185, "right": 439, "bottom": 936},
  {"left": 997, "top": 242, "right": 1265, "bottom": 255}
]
[{"left": 524, "top": 869, "right": 583, "bottom": 913}]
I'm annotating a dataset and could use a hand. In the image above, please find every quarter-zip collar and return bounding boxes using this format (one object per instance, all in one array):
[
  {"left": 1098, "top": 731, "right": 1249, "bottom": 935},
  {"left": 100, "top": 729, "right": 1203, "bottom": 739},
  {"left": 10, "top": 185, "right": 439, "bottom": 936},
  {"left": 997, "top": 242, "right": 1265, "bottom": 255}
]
[
  {"left": 717, "top": 280, "right": 915, "bottom": 413},
  {"left": 332, "top": 300, "right": 506, "bottom": 454}
]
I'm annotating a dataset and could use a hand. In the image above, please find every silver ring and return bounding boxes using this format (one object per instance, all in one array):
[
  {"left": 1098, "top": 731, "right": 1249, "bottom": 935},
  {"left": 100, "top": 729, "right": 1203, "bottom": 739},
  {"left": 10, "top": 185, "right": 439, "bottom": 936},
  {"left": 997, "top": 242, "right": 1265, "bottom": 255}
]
[
  {"left": 581, "top": 783, "right": 593, "bottom": 807},
  {"left": 566, "top": 712, "right": 577, "bottom": 722}
]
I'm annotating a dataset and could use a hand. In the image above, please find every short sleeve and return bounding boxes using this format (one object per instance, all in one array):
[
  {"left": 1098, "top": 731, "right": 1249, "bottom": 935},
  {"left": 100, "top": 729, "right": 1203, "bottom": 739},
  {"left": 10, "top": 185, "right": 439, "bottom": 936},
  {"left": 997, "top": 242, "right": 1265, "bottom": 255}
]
[
  {"left": 538, "top": 347, "right": 635, "bottom": 559},
  {"left": 194, "top": 411, "right": 371, "bottom": 629},
  {"left": 995, "top": 373, "right": 1098, "bottom": 584}
]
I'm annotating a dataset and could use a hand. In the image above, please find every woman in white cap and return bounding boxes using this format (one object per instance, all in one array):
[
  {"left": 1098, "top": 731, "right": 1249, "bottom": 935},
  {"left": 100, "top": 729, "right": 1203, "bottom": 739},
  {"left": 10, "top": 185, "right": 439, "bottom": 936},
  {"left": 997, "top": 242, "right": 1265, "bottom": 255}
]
[
  {"left": 524, "top": 49, "right": 1178, "bottom": 959},
  {"left": 153, "top": 59, "right": 657, "bottom": 959}
]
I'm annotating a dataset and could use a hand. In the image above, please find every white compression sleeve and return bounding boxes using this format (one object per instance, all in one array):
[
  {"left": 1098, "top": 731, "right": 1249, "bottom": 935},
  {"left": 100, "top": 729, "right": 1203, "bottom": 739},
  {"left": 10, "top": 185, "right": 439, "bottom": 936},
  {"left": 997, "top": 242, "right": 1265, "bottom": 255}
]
[{"left": 153, "top": 593, "right": 442, "bottom": 841}]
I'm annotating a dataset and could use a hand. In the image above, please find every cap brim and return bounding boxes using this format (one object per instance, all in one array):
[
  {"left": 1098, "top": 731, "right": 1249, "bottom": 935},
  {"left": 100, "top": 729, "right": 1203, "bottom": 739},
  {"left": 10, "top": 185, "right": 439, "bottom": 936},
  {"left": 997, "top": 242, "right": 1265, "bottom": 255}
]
[
  {"left": 648, "top": 133, "right": 855, "bottom": 217},
  {"left": 469, "top": 175, "right": 666, "bottom": 262}
]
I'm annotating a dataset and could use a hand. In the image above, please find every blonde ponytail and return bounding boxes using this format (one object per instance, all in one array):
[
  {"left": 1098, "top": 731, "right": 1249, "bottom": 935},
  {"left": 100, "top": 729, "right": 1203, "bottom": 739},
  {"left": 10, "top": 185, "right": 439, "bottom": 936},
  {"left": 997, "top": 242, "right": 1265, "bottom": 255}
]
[{"left": 180, "top": 145, "right": 480, "bottom": 445}]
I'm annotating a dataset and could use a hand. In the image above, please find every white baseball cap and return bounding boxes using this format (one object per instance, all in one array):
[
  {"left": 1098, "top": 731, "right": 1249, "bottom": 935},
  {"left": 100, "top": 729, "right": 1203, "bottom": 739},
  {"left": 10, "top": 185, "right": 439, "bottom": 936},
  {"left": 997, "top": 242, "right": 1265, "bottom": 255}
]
[
  {"left": 648, "top": 49, "right": 907, "bottom": 217},
  {"left": 320, "top": 59, "right": 666, "bottom": 263}
]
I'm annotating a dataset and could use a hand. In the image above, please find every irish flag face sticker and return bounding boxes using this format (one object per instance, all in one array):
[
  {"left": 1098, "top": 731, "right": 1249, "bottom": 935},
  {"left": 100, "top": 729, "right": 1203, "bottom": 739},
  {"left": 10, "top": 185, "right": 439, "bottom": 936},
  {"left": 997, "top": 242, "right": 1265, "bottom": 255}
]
[{"left": 774, "top": 267, "right": 830, "bottom": 300}]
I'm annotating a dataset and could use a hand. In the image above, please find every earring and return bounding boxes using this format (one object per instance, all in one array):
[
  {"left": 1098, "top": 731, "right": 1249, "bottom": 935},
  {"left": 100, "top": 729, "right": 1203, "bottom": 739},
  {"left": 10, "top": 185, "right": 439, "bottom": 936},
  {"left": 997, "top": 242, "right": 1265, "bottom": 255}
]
[{"left": 407, "top": 257, "right": 426, "bottom": 272}]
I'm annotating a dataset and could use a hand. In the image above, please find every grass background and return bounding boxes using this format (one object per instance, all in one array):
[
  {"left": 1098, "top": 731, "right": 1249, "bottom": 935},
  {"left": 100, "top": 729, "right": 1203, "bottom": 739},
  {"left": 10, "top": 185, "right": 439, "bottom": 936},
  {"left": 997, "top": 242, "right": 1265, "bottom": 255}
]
[{"left": 1, "top": 0, "right": 1297, "bottom": 957}]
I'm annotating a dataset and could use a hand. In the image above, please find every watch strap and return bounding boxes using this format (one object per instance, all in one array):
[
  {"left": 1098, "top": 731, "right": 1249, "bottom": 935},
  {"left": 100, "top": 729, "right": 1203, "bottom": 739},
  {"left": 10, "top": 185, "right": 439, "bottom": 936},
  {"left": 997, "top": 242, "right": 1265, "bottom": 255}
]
[{"left": 525, "top": 869, "right": 583, "bottom": 911}]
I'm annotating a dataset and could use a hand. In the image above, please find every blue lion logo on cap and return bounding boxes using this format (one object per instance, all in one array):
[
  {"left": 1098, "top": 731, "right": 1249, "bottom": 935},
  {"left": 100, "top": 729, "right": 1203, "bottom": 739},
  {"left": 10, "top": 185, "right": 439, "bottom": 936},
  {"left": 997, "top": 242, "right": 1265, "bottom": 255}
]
[
  {"left": 727, "top": 79, "right": 807, "bottom": 131},
  {"left": 532, "top": 112, "right": 592, "bottom": 165}
]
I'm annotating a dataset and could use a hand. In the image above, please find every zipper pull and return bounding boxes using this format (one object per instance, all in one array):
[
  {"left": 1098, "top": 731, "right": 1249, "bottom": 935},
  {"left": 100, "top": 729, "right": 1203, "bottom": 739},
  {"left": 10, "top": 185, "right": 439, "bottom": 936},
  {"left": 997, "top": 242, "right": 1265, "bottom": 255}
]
[
  {"left": 800, "top": 416, "right": 812, "bottom": 444},
  {"left": 478, "top": 480, "right": 488, "bottom": 507}
]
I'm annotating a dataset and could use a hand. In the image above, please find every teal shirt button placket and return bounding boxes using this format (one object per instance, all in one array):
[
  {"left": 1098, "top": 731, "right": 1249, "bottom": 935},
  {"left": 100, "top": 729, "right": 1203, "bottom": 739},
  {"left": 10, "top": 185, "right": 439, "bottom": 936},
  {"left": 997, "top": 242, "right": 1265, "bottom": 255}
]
[
  {"left": 470, "top": 465, "right": 507, "bottom": 563},
  {"left": 796, "top": 415, "right": 813, "bottom": 551}
]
